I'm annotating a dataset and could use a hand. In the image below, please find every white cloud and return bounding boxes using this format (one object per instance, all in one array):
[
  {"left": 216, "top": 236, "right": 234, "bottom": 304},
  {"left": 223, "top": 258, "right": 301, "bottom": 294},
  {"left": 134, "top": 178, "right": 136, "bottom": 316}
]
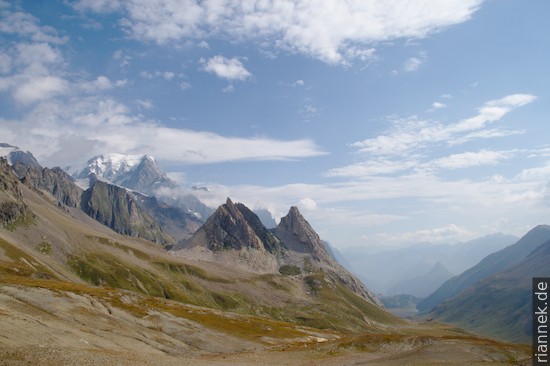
[
  {"left": 404, "top": 56, "right": 422, "bottom": 72},
  {"left": 293, "top": 79, "right": 304, "bottom": 87},
  {"left": 201, "top": 55, "right": 251, "bottom": 81},
  {"left": 298, "top": 198, "right": 317, "bottom": 211},
  {"left": 4, "top": 96, "right": 326, "bottom": 167},
  {"left": 427, "top": 150, "right": 515, "bottom": 170},
  {"left": 0, "top": 53, "right": 11, "bottom": 73},
  {"left": 136, "top": 98, "right": 153, "bottom": 110},
  {"left": 374, "top": 224, "right": 474, "bottom": 245},
  {"left": 14, "top": 76, "right": 68, "bottom": 104},
  {"left": 222, "top": 84, "right": 235, "bottom": 93},
  {"left": 179, "top": 81, "right": 192, "bottom": 90},
  {"left": 73, "top": 0, "right": 483, "bottom": 64},
  {"left": 140, "top": 70, "right": 177, "bottom": 80},
  {"left": 0, "top": 7, "right": 67, "bottom": 44},
  {"left": 326, "top": 159, "right": 417, "bottom": 177},
  {"left": 80, "top": 75, "right": 113, "bottom": 93},
  {"left": 350, "top": 94, "right": 536, "bottom": 158},
  {"left": 430, "top": 101, "right": 447, "bottom": 110}
]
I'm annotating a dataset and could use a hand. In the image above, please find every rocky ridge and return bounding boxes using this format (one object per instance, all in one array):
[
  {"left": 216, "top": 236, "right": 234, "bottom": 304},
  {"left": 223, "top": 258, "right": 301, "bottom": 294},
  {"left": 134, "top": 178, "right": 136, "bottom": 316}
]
[{"left": 177, "top": 198, "right": 380, "bottom": 305}]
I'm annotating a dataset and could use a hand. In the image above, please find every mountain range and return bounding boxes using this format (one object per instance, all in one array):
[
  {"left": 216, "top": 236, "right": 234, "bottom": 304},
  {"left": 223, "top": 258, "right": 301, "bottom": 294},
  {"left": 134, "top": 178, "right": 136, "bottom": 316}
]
[
  {"left": 341, "top": 233, "right": 518, "bottom": 297},
  {"left": 418, "top": 225, "right": 550, "bottom": 313},
  {"left": 419, "top": 225, "right": 550, "bottom": 343},
  {"left": 0, "top": 144, "right": 538, "bottom": 363}
]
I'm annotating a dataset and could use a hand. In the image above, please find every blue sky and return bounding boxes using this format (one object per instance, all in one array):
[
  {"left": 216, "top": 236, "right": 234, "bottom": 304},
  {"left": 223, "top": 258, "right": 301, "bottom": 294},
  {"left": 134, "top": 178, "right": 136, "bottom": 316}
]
[{"left": 1, "top": 0, "right": 550, "bottom": 248}]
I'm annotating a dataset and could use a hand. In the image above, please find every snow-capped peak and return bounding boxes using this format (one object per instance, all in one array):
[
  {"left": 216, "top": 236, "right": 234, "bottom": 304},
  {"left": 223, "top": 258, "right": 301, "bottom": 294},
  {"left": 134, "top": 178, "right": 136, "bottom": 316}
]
[
  {"left": 74, "top": 153, "right": 150, "bottom": 181},
  {"left": 72, "top": 152, "right": 177, "bottom": 195}
]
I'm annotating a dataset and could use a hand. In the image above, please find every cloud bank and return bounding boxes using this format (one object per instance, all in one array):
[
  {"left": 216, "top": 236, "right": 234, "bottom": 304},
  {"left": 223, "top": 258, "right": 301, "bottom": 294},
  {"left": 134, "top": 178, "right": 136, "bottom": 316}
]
[{"left": 73, "top": 0, "right": 484, "bottom": 64}]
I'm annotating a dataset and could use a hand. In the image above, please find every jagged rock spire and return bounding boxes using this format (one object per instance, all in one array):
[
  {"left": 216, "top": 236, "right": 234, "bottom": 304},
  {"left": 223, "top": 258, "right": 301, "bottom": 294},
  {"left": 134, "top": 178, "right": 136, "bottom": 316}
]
[
  {"left": 275, "top": 206, "right": 331, "bottom": 262},
  {"left": 180, "top": 197, "right": 281, "bottom": 253}
]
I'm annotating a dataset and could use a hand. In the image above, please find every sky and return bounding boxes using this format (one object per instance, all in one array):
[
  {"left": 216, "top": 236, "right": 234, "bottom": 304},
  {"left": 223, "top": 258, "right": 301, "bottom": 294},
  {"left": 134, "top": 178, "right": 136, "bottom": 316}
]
[{"left": 1, "top": 0, "right": 550, "bottom": 249}]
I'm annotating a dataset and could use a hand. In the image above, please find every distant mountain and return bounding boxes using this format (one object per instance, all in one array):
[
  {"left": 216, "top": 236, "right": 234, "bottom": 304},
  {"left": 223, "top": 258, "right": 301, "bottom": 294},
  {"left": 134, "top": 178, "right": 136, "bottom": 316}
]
[
  {"left": 73, "top": 153, "right": 214, "bottom": 221},
  {"left": 73, "top": 153, "right": 177, "bottom": 195},
  {"left": 0, "top": 143, "right": 42, "bottom": 173},
  {"left": 380, "top": 294, "right": 422, "bottom": 309},
  {"left": 10, "top": 155, "right": 198, "bottom": 246},
  {"left": 340, "top": 233, "right": 517, "bottom": 295},
  {"left": 418, "top": 225, "right": 550, "bottom": 313},
  {"left": 254, "top": 208, "right": 277, "bottom": 229},
  {"left": 134, "top": 194, "right": 203, "bottom": 248},
  {"left": 431, "top": 237, "right": 550, "bottom": 343},
  {"left": 388, "top": 262, "right": 454, "bottom": 298},
  {"left": 322, "top": 240, "right": 354, "bottom": 273}
]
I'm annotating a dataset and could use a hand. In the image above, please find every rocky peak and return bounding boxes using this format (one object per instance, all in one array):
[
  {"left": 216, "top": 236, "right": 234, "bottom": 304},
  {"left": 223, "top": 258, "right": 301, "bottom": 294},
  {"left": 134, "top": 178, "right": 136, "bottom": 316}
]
[
  {"left": 21, "top": 165, "right": 82, "bottom": 207},
  {"left": 178, "top": 197, "right": 281, "bottom": 253},
  {"left": 275, "top": 206, "right": 331, "bottom": 262}
]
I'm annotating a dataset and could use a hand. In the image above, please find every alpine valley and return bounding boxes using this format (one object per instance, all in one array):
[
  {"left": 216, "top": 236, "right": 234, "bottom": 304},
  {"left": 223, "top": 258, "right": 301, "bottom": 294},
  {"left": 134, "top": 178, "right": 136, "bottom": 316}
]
[{"left": 0, "top": 144, "right": 534, "bottom": 365}]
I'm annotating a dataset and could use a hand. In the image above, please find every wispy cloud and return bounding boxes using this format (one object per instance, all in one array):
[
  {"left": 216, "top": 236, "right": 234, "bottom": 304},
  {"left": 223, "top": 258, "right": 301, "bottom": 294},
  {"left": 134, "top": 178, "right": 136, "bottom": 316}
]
[
  {"left": 72, "top": 0, "right": 484, "bottom": 64},
  {"left": 426, "top": 149, "right": 515, "bottom": 170},
  {"left": 0, "top": 4, "right": 323, "bottom": 168},
  {"left": 0, "top": 96, "right": 326, "bottom": 167},
  {"left": 404, "top": 56, "right": 423, "bottom": 72},
  {"left": 350, "top": 94, "right": 535, "bottom": 158},
  {"left": 429, "top": 101, "right": 447, "bottom": 111}
]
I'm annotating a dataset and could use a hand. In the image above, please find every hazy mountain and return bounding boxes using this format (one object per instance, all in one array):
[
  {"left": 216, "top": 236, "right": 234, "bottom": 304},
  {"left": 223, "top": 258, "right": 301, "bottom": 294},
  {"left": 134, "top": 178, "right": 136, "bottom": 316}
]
[
  {"left": 254, "top": 207, "right": 277, "bottom": 229},
  {"left": 322, "top": 240, "right": 354, "bottom": 272},
  {"left": 431, "top": 238, "right": 550, "bottom": 343},
  {"left": 418, "top": 225, "right": 550, "bottom": 313},
  {"left": 380, "top": 294, "right": 423, "bottom": 309},
  {"left": 341, "top": 233, "right": 517, "bottom": 295},
  {"left": 388, "top": 262, "right": 455, "bottom": 298},
  {"left": 134, "top": 194, "right": 203, "bottom": 248},
  {"left": 73, "top": 153, "right": 214, "bottom": 221},
  {"left": 0, "top": 143, "right": 42, "bottom": 173}
]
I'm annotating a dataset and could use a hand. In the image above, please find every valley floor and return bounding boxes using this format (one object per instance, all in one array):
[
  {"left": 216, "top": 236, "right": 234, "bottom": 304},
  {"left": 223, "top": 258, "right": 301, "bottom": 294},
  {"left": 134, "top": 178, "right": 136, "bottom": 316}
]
[{"left": 0, "top": 280, "right": 531, "bottom": 366}]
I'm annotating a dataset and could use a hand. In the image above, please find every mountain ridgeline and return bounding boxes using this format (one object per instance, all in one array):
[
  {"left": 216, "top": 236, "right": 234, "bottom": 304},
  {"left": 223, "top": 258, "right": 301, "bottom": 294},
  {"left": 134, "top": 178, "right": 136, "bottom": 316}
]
[
  {"left": 0, "top": 150, "right": 398, "bottom": 337},
  {"left": 418, "top": 225, "right": 550, "bottom": 313},
  {"left": 0, "top": 147, "right": 537, "bottom": 362},
  {"left": 176, "top": 198, "right": 379, "bottom": 305}
]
